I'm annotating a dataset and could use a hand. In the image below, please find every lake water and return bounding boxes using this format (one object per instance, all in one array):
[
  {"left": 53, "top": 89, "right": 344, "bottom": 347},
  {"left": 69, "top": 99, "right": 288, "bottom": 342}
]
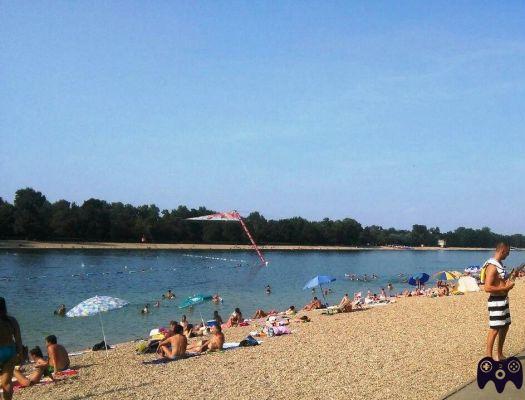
[{"left": 1, "top": 249, "right": 523, "bottom": 351}]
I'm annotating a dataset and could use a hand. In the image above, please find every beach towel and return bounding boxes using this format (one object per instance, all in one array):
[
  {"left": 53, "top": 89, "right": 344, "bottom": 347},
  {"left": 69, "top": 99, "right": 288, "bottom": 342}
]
[{"left": 480, "top": 258, "right": 506, "bottom": 283}]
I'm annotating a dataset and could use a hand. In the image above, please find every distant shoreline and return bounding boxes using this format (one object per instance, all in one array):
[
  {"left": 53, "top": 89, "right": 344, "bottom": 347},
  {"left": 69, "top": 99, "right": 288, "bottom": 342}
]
[{"left": 0, "top": 240, "right": 514, "bottom": 251}]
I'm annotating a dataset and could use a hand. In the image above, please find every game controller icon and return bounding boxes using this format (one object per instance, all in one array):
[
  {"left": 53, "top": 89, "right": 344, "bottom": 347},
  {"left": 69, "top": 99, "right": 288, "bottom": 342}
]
[{"left": 477, "top": 356, "right": 523, "bottom": 393}]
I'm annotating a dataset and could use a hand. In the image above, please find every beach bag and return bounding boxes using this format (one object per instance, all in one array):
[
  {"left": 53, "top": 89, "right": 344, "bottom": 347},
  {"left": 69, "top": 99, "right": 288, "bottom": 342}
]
[
  {"left": 239, "top": 335, "right": 259, "bottom": 347},
  {"left": 92, "top": 340, "right": 110, "bottom": 351}
]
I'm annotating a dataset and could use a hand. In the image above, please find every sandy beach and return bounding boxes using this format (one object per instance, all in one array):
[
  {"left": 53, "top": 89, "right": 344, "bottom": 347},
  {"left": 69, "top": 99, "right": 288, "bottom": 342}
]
[
  {"left": 13, "top": 279, "right": 525, "bottom": 400},
  {"left": 0, "top": 240, "right": 503, "bottom": 251}
]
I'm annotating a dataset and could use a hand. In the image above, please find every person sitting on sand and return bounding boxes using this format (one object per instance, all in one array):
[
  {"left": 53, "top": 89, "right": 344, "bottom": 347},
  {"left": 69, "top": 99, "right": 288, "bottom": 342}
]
[
  {"left": 45, "top": 335, "right": 70, "bottom": 373},
  {"left": 302, "top": 297, "right": 322, "bottom": 311},
  {"left": 157, "top": 324, "right": 187, "bottom": 359},
  {"left": 283, "top": 305, "right": 296, "bottom": 316},
  {"left": 53, "top": 304, "right": 66, "bottom": 316},
  {"left": 227, "top": 308, "right": 243, "bottom": 327},
  {"left": 13, "top": 347, "right": 50, "bottom": 387},
  {"left": 338, "top": 294, "right": 353, "bottom": 313},
  {"left": 180, "top": 315, "right": 188, "bottom": 329},
  {"left": 183, "top": 324, "right": 194, "bottom": 339},
  {"left": 187, "top": 325, "right": 225, "bottom": 353},
  {"left": 213, "top": 311, "right": 223, "bottom": 326}
]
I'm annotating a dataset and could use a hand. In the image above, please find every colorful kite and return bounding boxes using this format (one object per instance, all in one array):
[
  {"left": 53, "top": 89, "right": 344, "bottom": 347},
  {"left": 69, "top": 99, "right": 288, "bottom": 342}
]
[{"left": 187, "top": 211, "right": 268, "bottom": 266}]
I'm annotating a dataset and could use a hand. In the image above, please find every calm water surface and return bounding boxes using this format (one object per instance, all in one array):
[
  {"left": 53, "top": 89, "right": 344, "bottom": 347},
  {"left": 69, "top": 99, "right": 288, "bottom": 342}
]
[{"left": 1, "top": 249, "right": 523, "bottom": 351}]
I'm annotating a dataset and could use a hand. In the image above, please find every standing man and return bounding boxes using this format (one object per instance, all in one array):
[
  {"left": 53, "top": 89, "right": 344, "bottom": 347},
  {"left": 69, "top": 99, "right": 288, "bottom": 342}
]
[{"left": 483, "top": 242, "right": 514, "bottom": 361}]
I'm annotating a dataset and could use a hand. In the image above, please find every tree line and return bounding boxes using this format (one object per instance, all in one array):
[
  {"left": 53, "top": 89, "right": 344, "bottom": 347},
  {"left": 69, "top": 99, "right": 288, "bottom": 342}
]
[{"left": 1, "top": 188, "right": 524, "bottom": 248}]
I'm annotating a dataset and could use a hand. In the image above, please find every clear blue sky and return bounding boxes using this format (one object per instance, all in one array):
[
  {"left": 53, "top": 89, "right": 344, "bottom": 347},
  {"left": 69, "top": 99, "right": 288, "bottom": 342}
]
[{"left": 1, "top": 1, "right": 524, "bottom": 233}]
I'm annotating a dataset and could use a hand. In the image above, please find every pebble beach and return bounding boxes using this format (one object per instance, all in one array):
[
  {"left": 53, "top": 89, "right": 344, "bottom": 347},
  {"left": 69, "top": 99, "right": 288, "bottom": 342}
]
[{"left": 14, "top": 279, "right": 525, "bottom": 400}]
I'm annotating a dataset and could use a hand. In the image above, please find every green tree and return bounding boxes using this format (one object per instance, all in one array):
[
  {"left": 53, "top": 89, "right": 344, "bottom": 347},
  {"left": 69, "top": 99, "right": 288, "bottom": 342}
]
[
  {"left": 0, "top": 198, "right": 15, "bottom": 238},
  {"left": 13, "top": 188, "right": 51, "bottom": 239},
  {"left": 50, "top": 200, "right": 79, "bottom": 239}
]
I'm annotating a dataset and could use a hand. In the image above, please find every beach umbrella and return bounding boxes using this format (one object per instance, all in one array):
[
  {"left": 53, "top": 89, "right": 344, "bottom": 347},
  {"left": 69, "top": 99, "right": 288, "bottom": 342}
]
[
  {"left": 66, "top": 295, "right": 128, "bottom": 357},
  {"left": 179, "top": 294, "right": 213, "bottom": 324},
  {"left": 408, "top": 273, "right": 430, "bottom": 286},
  {"left": 303, "top": 275, "right": 336, "bottom": 290},
  {"left": 433, "top": 271, "right": 462, "bottom": 281},
  {"left": 303, "top": 275, "right": 336, "bottom": 305}
]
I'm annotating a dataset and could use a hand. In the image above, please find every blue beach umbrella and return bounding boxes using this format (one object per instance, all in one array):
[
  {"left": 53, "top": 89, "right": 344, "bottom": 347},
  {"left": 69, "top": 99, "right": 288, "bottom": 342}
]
[
  {"left": 178, "top": 294, "right": 213, "bottom": 309},
  {"left": 179, "top": 294, "right": 213, "bottom": 324},
  {"left": 408, "top": 273, "right": 430, "bottom": 286},
  {"left": 303, "top": 275, "right": 336, "bottom": 290},
  {"left": 303, "top": 275, "right": 336, "bottom": 305},
  {"left": 66, "top": 295, "right": 128, "bottom": 357}
]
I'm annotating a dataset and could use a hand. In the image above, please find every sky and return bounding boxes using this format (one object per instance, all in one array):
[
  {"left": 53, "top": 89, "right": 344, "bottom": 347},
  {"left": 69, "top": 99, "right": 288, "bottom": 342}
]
[{"left": 1, "top": 1, "right": 524, "bottom": 233}]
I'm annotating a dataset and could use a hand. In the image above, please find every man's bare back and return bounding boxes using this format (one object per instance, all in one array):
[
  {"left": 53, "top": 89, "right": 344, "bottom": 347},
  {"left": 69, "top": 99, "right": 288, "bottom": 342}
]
[
  {"left": 158, "top": 334, "right": 187, "bottom": 358},
  {"left": 47, "top": 344, "right": 70, "bottom": 371}
]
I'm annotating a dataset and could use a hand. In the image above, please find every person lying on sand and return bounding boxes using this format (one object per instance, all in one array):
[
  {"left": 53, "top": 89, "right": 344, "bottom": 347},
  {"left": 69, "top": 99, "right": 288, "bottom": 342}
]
[
  {"left": 302, "top": 297, "right": 322, "bottom": 311},
  {"left": 187, "top": 325, "right": 225, "bottom": 353},
  {"left": 13, "top": 347, "right": 50, "bottom": 387},
  {"left": 157, "top": 325, "right": 187, "bottom": 359},
  {"left": 338, "top": 294, "right": 353, "bottom": 313},
  {"left": 46, "top": 335, "right": 70, "bottom": 373}
]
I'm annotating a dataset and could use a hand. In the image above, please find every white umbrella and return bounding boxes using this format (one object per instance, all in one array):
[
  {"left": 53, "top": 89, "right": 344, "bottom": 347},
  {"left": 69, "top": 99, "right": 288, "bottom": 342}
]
[{"left": 66, "top": 295, "right": 128, "bottom": 357}]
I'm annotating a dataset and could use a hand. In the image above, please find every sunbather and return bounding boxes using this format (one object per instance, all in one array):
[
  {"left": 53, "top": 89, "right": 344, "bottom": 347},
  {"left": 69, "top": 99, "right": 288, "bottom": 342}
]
[
  {"left": 283, "top": 305, "right": 296, "bottom": 316},
  {"left": 13, "top": 347, "right": 50, "bottom": 387},
  {"left": 187, "top": 325, "right": 224, "bottom": 353},
  {"left": 45, "top": 335, "right": 70, "bottom": 373},
  {"left": 338, "top": 294, "right": 353, "bottom": 312},
  {"left": 252, "top": 309, "right": 268, "bottom": 319},
  {"left": 226, "top": 308, "right": 243, "bottom": 327},
  {"left": 302, "top": 297, "right": 322, "bottom": 311},
  {"left": 183, "top": 324, "right": 194, "bottom": 339},
  {"left": 157, "top": 325, "right": 187, "bottom": 359}
]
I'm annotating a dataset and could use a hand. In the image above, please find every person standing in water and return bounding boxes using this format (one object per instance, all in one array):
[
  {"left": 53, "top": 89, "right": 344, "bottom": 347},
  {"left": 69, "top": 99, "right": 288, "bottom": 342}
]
[
  {"left": 0, "top": 297, "right": 23, "bottom": 400},
  {"left": 483, "top": 242, "right": 514, "bottom": 361}
]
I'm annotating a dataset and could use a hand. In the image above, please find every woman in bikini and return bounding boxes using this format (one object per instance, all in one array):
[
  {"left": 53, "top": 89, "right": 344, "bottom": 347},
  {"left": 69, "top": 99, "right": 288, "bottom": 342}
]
[
  {"left": 13, "top": 347, "right": 50, "bottom": 387},
  {"left": 0, "top": 297, "right": 23, "bottom": 400}
]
